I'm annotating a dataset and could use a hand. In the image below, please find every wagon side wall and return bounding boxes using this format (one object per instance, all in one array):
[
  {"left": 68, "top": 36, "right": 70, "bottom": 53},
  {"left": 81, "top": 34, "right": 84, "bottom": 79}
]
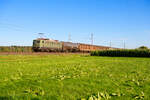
[
  {"left": 62, "top": 42, "right": 79, "bottom": 52},
  {"left": 78, "top": 44, "right": 111, "bottom": 52}
]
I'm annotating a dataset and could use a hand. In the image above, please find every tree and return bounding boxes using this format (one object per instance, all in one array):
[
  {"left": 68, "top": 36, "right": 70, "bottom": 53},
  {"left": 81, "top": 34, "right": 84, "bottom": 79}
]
[{"left": 138, "top": 46, "right": 149, "bottom": 50}]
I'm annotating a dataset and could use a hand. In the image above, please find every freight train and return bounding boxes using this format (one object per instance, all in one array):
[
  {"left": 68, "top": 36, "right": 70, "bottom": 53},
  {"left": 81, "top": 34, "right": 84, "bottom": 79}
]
[{"left": 32, "top": 38, "right": 112, "bottom": 52}]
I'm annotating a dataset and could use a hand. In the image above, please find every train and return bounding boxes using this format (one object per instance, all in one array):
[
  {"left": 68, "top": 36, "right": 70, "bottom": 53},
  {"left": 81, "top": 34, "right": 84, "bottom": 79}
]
[{"left": 32, "top": 38, "right": 113, "bottom": 52}]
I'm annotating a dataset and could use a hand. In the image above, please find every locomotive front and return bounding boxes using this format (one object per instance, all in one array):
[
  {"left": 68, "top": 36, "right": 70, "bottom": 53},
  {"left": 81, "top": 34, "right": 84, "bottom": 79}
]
[{"left": 32, "top": 38, "right": 63, "bottom": 52}]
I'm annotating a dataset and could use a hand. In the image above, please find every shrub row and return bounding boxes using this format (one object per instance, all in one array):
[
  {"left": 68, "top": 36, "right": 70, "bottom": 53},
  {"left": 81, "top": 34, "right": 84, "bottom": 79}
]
[
  {"left": 90, "top": 49, "right": 150, "bottom": 57},
  {"left": 0, "top": 46, "right": 33, "bottom": 52}
]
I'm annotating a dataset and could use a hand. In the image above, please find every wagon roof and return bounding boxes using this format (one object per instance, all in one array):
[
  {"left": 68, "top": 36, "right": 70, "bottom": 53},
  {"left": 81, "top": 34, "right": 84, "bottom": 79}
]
[{"left": 78, "top": 43, "right": 110, "bottom": 48}]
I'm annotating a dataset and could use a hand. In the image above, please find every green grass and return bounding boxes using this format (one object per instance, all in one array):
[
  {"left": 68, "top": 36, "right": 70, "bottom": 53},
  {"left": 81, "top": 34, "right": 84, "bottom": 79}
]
[{"left": 0, "top": 54, "right": 150, "bottom": 100}]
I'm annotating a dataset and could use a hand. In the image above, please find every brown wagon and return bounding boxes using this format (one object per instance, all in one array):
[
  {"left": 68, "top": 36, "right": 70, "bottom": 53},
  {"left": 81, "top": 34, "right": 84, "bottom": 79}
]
[
  {"left": 61, "top": 42, "right": 79, "bottom": 52},
  {"left": 78, "top": 43, "right": 111, "bottom": 52}
]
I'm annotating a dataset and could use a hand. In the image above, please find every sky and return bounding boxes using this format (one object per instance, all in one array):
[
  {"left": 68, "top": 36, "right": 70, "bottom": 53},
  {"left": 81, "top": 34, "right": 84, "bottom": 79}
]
[{"left": 0, "top": 0, "right": 150, "bottom": 48}]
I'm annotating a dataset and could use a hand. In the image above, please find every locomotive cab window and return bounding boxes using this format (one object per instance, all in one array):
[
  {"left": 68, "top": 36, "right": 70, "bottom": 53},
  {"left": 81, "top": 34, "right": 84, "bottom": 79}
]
[{"left": 37, "top": 41, "right": 40, "bottom": 43}]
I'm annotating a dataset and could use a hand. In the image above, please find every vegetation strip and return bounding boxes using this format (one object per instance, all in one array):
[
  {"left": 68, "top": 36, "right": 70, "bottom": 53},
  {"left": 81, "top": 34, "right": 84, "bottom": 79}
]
[
  {"left": 0, "top": 46, "right": 32, "bottom": 52},
  {"left": 91, "top": 49, "right": 150, "bottom": 57}
]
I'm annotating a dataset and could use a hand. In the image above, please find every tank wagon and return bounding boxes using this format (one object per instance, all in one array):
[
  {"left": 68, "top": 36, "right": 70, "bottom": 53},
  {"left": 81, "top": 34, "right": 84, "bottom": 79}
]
[{"left": 33, "top": 38, "right": 112, "bottom": 52}]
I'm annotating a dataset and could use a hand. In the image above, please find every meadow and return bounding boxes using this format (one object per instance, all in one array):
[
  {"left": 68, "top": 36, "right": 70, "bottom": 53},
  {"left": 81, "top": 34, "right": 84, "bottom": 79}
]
[{"left": 0, "top": 54, "right": 150, "bottom": 100}]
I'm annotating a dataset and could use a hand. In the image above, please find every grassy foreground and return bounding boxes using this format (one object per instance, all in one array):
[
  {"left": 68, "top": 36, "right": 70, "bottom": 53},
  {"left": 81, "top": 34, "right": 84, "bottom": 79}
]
[{"left": 0, "top": 54, "right": 150, "bottom": 100}]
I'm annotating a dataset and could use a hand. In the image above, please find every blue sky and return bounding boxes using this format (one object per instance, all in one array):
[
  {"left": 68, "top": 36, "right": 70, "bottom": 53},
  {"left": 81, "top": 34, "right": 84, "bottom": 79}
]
[{"left": 0, "top": 0, "right": 150, "bottom": 48}]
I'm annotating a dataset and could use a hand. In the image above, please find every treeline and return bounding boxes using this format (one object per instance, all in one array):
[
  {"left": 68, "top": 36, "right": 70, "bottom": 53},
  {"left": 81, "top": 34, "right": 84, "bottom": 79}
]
[
  {"left": 0, "top": 46, "right": 33, "bottom": 52},
  {"left": 91, "top": 49, "right": 150, "bottom": 57}
]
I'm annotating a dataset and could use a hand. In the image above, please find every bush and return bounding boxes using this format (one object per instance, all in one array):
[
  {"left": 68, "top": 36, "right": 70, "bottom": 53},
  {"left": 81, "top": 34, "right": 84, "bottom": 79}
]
[{"left": 90, "top": 49, "right": 150, "bottom": 57}]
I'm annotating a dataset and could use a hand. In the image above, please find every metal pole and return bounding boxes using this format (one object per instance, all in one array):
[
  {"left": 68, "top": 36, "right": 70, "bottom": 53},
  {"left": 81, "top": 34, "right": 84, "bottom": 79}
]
[
  {"left": 68, "top": 33, "right": 71, "bottom": 42},
  {"left": 110, "top": 41, "right": 112, "bottom": 48},
  {"left": 123, "top": 40, "right": 126, "bottom": 49},
  {"left": 91, "top": 33, "right": 93, "bottom": 45}
]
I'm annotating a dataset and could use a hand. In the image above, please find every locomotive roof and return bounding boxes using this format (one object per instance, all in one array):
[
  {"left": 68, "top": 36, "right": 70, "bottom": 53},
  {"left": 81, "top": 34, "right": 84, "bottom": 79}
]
[
  {"left": 36, "top": 38, "right": 49, "bottom": 40},
  {"left": 35, "top": 38, "right": 59, "bottom": 42}
]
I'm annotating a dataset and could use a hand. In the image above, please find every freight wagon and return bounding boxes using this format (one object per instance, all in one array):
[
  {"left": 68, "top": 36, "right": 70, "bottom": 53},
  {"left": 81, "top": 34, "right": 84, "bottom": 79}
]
[
  {"left": 61, "top": 42, "right": 79, "bottom": 52},
  {"left": 32, "top": 38, "right": 112, "bottom": 52},
  {"left": 78, "top": 43, "right": 110, "bottom": 52}
]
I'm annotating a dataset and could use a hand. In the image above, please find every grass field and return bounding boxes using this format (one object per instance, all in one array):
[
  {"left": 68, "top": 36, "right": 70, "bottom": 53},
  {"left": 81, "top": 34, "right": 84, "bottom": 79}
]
[{"left": 0, "top": 54, "right": 150, "bottom": 100}]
